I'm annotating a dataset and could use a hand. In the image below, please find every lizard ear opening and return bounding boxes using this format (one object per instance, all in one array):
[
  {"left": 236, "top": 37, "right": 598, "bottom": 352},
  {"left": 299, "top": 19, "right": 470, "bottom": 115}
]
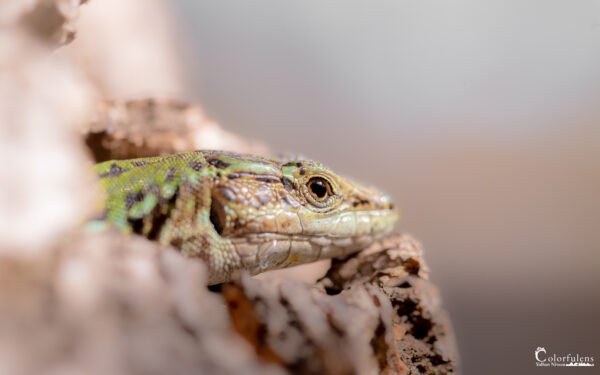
[{"left": 209, "top": 195, "right": 226, "bottom": 235}]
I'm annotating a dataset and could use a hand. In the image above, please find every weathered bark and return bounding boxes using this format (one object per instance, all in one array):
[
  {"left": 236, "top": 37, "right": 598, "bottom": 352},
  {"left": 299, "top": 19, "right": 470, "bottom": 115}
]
[
  {"left": 319, "top": 236, "right": 459, "bottom": 374},
  {"left": 85, "top": 99, "right": 267, "bottom": 162}
]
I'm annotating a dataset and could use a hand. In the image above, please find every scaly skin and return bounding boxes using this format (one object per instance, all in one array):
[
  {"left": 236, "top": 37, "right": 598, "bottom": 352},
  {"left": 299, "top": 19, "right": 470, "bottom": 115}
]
[{"left": 91, "top": 150, "right": 398, "bottom": 284}]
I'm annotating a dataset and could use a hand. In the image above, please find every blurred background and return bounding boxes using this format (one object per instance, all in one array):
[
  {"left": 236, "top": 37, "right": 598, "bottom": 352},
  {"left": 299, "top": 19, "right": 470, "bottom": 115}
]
[{"left": 77, "top": 1, "right": 600, "bottom": 373}]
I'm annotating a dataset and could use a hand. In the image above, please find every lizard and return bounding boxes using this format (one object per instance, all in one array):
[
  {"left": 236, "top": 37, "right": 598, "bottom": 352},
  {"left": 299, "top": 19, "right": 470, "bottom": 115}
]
[{"left": 90, "top": 150, "right": 398, "bottom": 284}]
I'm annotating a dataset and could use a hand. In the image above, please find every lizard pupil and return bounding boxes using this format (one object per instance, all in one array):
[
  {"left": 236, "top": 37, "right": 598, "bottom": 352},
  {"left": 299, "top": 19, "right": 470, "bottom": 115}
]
[{"left": 308, "top": 178, "right": 329, "bottom": 200}]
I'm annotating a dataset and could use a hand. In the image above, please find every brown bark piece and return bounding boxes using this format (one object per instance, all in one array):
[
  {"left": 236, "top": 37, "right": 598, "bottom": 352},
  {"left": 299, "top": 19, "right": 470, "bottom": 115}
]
[
  {"left": 85, "top": 99, "right": 268, "bottom": 162},
  {"left": 222, "top": 276, "right": 385, "bottom": 375},
  {"left": 319, "top": 235, "right": 459, "bottom": 374}
]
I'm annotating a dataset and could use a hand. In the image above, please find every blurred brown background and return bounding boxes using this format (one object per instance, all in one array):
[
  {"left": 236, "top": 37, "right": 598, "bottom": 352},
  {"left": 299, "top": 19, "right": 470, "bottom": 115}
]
[{"left": 80, "top": 1, "right": 600, "bottom": 373}]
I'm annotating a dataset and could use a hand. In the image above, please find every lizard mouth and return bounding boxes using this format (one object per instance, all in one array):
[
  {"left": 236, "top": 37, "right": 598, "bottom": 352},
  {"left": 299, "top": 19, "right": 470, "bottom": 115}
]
[{"left": 230, "top": 209, "right": 397, "bottom": 275}]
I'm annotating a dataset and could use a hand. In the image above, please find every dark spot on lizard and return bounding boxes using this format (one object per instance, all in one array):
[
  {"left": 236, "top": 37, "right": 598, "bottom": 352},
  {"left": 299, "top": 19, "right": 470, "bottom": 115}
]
[
  {"left": 254, "top": 174, "right": 280, "bottom": 183},
  {"left": 281, "top": 177, "right": 295, "bottom": 190},
  {"left": 232, "top": 217, "right": 243, "bottom": 230},
  {"left": 227, "top": 171, "right": 279, "bottom": 183},
  {"left": 283, "top": 161, "right": 303, "bottom": 168},
  {"left": 351, "top": 198, "right": 372, "bottom": 208},
  {"left": 188, "top": 160, "right": 204, "bottom": 172},
  {"left": 146, "top": 187, "right": 180, "bottom": 240},
  {"left": 255, "top": 186, "right": 272, "bottom": 205},
  {"left": 100, "top": 163, "right": 129, "bottom": 178},
  {"left": 218, "top": 185, "right": 238, "bottom": 203},
  {"left": 299, "top": 167, "right": 307, "bottom": 176},
  {"left": 131, "top": 160, "right": 149, "bottom": 167},
  {"left": 109, "top": 163, "right": 127, "bottom": 177},
  {"left": 142, "top": 183, "right": 161, "bottom": 197},
  {"left": 125, "top": 185, "right": 181, "bottom": 240},
  {"left": 207, "top": 157, "right": 230, "bottom": 169},
  {"left": 250, "top": 197, "right": 262, "bottom": 209},
  {"left": 165, "top": 167, "right": 177, "bottom": 183},
  {"left": 125, "top": 191, "right": 145, "bottom": 209}
]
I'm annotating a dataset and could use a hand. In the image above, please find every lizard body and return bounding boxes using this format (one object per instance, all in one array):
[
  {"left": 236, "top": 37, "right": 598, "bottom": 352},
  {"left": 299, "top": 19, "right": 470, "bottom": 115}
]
[{"left": 92, "top": 150, "right": 397, "bottom": 284}]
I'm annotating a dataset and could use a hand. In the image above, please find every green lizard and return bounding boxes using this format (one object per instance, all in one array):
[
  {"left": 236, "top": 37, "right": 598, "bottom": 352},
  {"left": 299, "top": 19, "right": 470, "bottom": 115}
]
[{"left": 91, "top": 150, "right": 398, "bottom": 284}]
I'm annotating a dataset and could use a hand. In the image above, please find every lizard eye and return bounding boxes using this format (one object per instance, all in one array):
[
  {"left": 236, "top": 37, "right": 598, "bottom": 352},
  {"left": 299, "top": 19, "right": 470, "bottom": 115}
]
[{"left": 305, "top": 177, "right": 334, "bottom": 206}]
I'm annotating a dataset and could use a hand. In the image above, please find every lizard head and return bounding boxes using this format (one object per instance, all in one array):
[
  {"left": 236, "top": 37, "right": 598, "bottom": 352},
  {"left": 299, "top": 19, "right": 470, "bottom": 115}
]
[{"left": 206, "top": 151, "right": 398, "bottom": 273}]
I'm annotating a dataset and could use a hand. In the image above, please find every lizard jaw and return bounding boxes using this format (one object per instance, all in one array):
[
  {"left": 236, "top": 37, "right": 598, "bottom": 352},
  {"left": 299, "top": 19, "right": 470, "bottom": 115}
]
[{"left": 228, "top": 210, "right": 397, "bottom": 275}]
